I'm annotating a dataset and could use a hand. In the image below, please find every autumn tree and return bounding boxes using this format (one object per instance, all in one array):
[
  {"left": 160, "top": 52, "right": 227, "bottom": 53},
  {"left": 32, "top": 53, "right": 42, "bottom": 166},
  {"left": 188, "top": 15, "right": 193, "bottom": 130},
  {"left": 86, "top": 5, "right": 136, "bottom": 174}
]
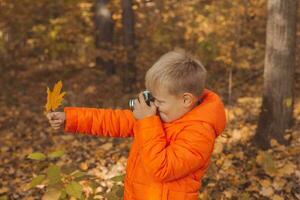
[
  {"left": 94, "top": 0, "right": 115, "bottom": 74},
  {"left": 121, "top": 0, "right": 136, "bottom": 92},
  {"left": 254, "top": 0, "right": 298, "bottom": 149}
]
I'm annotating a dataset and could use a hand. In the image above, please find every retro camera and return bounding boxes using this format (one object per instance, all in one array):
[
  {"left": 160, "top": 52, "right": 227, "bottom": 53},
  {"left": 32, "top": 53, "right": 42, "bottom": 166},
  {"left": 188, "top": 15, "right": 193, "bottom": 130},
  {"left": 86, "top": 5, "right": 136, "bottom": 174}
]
[{"left": 129, "top": 90, "right": 154, "bottom": 110}]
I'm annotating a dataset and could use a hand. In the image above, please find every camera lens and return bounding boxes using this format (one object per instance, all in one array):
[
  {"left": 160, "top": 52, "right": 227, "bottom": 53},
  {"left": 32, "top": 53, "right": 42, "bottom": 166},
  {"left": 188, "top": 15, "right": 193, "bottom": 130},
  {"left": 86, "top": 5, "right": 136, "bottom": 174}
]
[
  {"left": 128, "top": 90, "right": 154, "bottom": 110},
  {"left": 128, "top": 98, "right": 135, "bottom": 110}
]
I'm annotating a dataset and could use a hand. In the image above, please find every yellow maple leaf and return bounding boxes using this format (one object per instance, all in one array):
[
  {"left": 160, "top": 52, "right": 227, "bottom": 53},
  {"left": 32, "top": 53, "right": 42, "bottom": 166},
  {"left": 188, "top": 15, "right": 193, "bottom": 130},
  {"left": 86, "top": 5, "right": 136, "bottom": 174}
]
[{"left": 45, "top": 80, "right": 66, "bottom": 112}]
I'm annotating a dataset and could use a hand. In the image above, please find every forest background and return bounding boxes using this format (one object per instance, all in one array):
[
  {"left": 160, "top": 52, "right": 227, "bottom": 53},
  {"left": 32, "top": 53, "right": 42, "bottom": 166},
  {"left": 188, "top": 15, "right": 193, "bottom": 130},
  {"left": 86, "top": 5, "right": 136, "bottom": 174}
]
[{"left": 0, "top": 0, "right": 300, "bottom": 199}]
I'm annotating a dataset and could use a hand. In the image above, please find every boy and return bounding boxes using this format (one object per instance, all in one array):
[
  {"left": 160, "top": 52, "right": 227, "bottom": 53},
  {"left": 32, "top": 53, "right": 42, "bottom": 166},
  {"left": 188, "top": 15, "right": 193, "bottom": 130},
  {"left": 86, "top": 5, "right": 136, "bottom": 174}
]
[{"left": 47, "top": 50, "right": 226, "bottom": 200}]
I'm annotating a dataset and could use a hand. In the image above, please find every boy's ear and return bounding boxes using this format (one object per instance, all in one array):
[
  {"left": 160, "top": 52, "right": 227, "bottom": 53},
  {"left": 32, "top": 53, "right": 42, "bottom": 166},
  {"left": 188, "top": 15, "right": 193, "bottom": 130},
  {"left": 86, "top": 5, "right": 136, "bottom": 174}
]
[{"left": 182, "top": 93, "right": 194, "bottom": 107}]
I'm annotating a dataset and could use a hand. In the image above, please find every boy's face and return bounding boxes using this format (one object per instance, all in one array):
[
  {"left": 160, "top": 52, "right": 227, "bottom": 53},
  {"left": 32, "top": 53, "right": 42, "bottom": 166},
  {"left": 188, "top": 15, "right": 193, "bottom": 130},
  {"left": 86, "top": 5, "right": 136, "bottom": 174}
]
[{"left": 149, "top": 87, "right": 193, "bottom": 123}]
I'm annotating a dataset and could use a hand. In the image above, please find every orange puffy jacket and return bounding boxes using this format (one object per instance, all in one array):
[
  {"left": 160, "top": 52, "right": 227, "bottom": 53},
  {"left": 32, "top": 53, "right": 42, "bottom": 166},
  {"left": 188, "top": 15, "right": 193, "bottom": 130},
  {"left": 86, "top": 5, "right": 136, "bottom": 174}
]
[{"left": 64, "top": 89, "right": 226, "bottom": 200}]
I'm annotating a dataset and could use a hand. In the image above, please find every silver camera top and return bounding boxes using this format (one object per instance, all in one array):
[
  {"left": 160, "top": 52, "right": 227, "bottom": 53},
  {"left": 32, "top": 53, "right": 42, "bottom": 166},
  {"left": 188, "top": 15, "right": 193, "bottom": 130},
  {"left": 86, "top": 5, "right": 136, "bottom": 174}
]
[{"left": 128, "top": 90, "right": 154, "bottom": 110}]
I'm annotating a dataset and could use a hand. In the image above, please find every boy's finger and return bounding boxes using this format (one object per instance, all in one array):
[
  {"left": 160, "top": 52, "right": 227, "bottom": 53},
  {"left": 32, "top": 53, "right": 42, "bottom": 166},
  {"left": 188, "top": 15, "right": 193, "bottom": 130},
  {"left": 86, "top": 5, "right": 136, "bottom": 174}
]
[
  {"left": 52, "top": 124, "right": 62, "bottom": 129},
  {"left": 51, "top": 122, "right": 62, "bottom": 126},
  {"left": 134, "top": 99, "right": 140, "bottom": 109},
  {"left": 46, "top": 113, "right": 53, "bottom": 120},
  {"left": 150, "top": 101, "right": 156, "bottom": 108},
  {"left": 50, "top": 119, "right": 63, "bottom": 124},
  {"left": 50, "top": 122, "right": 62, "bottom": 126},
  {"left": 53, "top": 125, "right": 62, "bottom": 129},
  {"left": 150, "top": 102, "right": 157, "bottom": 111},
  {"left": 50, "top": 119, "right": 62, "bottom": 123},
  {"left": 138, "top": 93, "right": 147, "bottom": 106},
  {"left": 47, "top": 112, "right": 59, "bottom": 120}
]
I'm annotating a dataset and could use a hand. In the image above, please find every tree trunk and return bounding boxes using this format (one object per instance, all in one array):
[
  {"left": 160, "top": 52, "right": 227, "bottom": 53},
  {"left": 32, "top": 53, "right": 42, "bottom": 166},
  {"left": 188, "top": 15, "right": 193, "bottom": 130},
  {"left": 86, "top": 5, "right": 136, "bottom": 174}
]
[
  {"left": 254, "top": 0, "right": 298, "bottom": 149},
  {"left": 94, "top": 0, "right": 115, "bottom": 75},
  {"left": 121, "top": 0, "right": 136, "bottom": 92}
]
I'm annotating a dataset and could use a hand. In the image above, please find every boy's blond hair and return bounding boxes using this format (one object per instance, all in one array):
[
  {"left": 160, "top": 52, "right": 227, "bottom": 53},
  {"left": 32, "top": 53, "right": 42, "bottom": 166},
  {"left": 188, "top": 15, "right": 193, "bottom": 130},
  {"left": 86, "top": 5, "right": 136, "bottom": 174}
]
[{"left": 145, "top": 49, "right": 207, "bottom": 96}]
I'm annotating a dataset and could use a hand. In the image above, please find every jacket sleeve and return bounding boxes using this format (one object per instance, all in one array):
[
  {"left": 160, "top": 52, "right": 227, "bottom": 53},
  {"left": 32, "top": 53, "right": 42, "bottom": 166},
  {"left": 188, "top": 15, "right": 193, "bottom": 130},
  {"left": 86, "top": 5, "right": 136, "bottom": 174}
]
[
  {"left": 135, "top": 116, "right": 216, "bottom": 182},
  {"left": 64, "top": 107, "right": 136, "bottom": 138}
]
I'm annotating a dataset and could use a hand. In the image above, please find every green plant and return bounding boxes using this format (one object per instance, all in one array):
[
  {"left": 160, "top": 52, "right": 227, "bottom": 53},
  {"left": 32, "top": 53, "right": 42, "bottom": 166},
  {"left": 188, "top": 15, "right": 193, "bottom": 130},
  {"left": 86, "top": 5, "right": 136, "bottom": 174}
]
[
  {"left": 27, "top": 150, "right": 125, "bottom": 200},
  {"left": 27, "top": 150, "right": 96, "bottom": 200}
]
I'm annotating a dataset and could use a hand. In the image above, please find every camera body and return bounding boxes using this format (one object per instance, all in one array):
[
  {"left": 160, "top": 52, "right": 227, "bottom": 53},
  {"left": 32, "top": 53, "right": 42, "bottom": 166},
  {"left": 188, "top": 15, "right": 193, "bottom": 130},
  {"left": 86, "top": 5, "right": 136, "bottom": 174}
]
[{"left": 129, "top": 90, "right": 154, "bottom": 110}]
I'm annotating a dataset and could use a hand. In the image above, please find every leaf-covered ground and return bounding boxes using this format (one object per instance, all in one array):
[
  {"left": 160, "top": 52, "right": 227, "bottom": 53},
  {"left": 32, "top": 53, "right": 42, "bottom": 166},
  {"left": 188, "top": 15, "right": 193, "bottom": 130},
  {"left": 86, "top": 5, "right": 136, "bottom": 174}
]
[{"left": 0, "top": 67, "right": 299, "bottom": 200}]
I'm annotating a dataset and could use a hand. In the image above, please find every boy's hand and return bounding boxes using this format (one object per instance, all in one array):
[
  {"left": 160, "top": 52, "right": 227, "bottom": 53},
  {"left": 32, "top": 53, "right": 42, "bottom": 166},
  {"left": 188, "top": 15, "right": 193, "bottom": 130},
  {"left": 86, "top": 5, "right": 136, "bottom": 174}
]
[
  {"left": 46, "top": 112, "right": 66, "bottom": 131},
  {"left": 133, "top": 92, "right": 157, "bottom": 120}
]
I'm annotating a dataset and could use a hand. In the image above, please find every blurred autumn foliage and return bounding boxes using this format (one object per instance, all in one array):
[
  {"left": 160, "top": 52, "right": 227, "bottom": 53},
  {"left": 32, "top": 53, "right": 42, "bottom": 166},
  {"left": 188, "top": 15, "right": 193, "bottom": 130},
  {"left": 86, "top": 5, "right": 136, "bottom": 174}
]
[
  {"left": 0, "top": 0, "right": 300, "bottom": 199},
  {"left": 0, "top": 0, "right": 266, "bottom": 77}
]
